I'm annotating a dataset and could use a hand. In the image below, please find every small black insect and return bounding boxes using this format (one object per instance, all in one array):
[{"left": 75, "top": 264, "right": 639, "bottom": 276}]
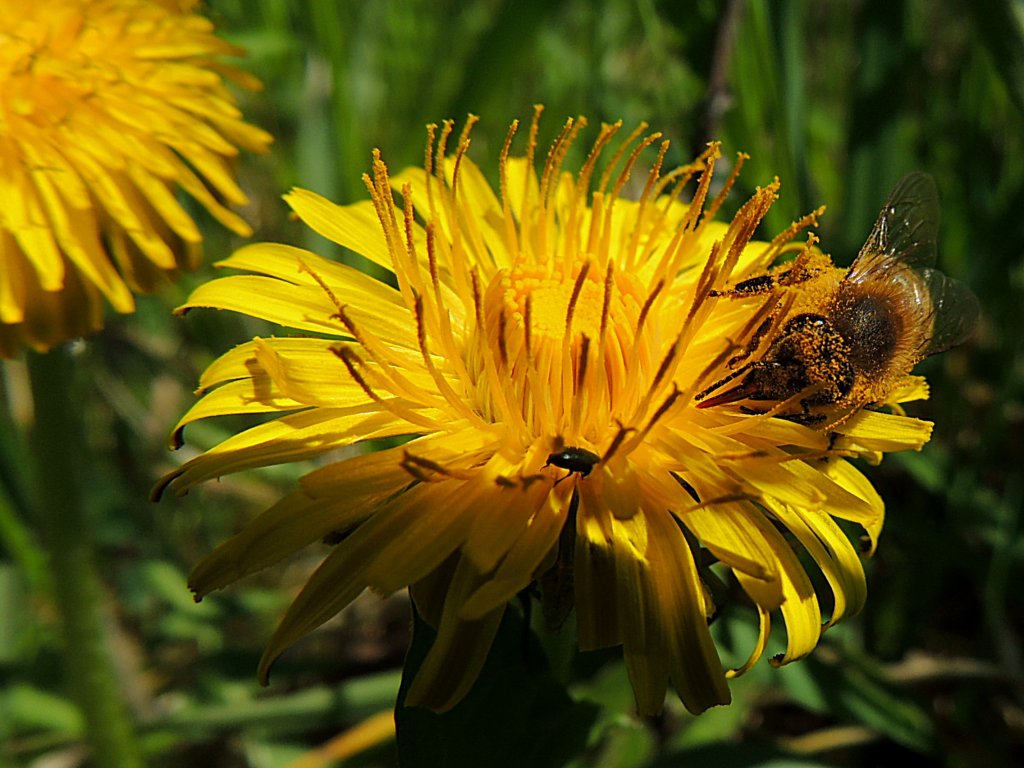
[{"left": 544, "top": 446, "right": 600, "bottom": 482}]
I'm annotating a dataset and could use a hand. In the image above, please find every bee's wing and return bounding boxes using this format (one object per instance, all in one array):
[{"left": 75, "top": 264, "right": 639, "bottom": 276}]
[
  {"left": 919, "top": 268, "right": 980, "bottom": 356},
  {"left": 847, "top": 172, "right": 941, "bottom": 282}
]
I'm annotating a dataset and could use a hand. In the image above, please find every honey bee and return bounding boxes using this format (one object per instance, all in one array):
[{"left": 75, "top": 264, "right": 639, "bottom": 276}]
[{"left": 696, "top": 172, "right": 979, "bottom": 423}]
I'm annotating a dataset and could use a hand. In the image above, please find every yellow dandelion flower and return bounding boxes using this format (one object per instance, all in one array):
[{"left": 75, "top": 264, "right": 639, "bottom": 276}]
[
  {"left": 0, "top": 0, "right": 272, "bottom": 357},
  {"left": 156, "top": 110, "right": 947, "bottom": 715}
]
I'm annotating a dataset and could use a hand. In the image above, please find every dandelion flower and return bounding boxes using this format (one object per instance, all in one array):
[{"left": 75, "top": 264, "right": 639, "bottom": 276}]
[
  {"left": 156, "top": 111, "right": 936, "bottom": 714},
  {"left": 0, "top": 0, "right": 272, "bottom": 357}
]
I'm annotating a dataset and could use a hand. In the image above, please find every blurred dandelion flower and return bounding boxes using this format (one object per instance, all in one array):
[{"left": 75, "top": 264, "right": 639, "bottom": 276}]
[
  {"left": 156, "top": 110, "right": 935, "bottom": 714},
  {"left": 0, "top": 0, "right": 272, "bottom": 357}
]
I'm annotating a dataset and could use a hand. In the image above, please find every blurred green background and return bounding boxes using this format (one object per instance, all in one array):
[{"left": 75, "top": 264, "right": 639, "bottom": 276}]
[{"left": 2, "top": 0, "right": 1022, "bottom": 765}]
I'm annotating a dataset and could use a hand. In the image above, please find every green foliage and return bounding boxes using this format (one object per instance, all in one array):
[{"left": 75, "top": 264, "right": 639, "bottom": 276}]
[{"left": 2, "top": 0, "right": 1022, "bottom": 765}]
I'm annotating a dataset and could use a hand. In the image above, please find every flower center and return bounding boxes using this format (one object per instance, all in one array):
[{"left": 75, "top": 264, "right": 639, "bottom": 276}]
[
  {"left": 501, "top": 264, "right": 606, "bottom": 342},
  {"left": 468, "top": 259, "right": 652, "bottom": 442}
]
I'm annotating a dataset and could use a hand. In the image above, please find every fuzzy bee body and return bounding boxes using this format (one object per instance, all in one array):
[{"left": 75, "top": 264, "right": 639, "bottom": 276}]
[{"left": 697, "top": 173, "right": 979, "bottom": 422}]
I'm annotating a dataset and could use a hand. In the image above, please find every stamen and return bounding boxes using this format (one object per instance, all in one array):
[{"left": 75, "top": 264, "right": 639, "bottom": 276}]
[
  {"left": 424, "top": 123, "right": 437, "bottom": 178},
  {"left": 610, "top": 131, "right": 662, "bottom": 200},
  {"left": 575, "top": 334, "right": 591, "bottom": 394},
  {"left": 576, "top": 122, "right": 622, "bottom": 205},
  {"left": 635, "top": 278, "right": 665, "bottom": 338},
  {"left": 470, "top": 271, "right": 485, "bottom": 334},
  {"left": 402, "top": 184, "right": 417, "bottom": 256},
  {"left": 704, "top": 152, "right": 748, "bottom": 222},
  {"left": 761, "top": 205, "right": 825, "bottom": 263},
  {"left": 690, "top": 293, "right": 784, "bottom": 399},
  {"left": 623, "top": 139, "right": 670, "bottom": 271},
  {"left": 778, "top": 236, "right": 818, "bottom": 285},
  {"left": 539, "top": 117, "right": 578, "bottom": 211},
  {"left": 620, "top": 385, "right": 683, "bottom": 456},
  {"left": 523, "top": 293, "right": 533, "bottom": 360},
  {"left": 526, "top": 105, "right": 544, "bottom": 171},
  {"left": 423, "top": 123, "right": 438, "bottom": 218},
  {"left": 497, "top": 308, "right": 509, "bottom": 369},
  {"left": 597, "top": 121, "right": 648, "bottom": 196},
  {"left": 332, "top": 304, "right": 441, "bottom": 407},
  {"left": 457, "top": 114, "right": 479, "bottom": 149},
  {"left": 719, "top": 447, "right": 857, "bottom": 463},
  {"left": 681, "top": 492, "right": 762, "bottom": 514},
  {"left": 450, "top": 115, "right": 479, "bottom": 205},
  {"left": 447, "top": 118, "right": 478, "bottom": 275},
  {"left": 564, "top": 122, "right": 621, "bottom": 263},
  {"left": 569, "top": 334, "right": 591, "bottom": 434},
  {"left": 295, "top": 256, "right": 346, "bottom": 321},
  {"left": 412, "top": 292, "right": 484, "bottom": 426},
  {"left": 599, "top": 261, "right": 614, "bottom": 341},
  {"left": 717, "top": 181, "right": 780, "bottom": 288},
  {"left": 426, "top": 224, "right": 443, "bottom": 311},
  {"left": 330, "top": 347, "right": 440, "bottom": 430},
  {"left": 564, "top": 261, "right": 590, "bottom": 334},
  {"left": 499, "top": 119, "right": 521, "bottom": 259},
  {"left": 597, "top": 131, "right": 662, "bottom": 266},
  {"left": 650, "top": 144, "right": 720, "bottom": 282},
  {"left": 331, "top": 347, "right": 380, "bottom": 404},
  {"left": 649, "top": 342, "right": 679, "bottom": 394},
  {"left": 401, "top": 451, "right": 471, "bottom": 482},
  {"left": 538, "top": 118, "right": 585, "bottom": 264},
  {"left": 602, "top": 420, "right": 637, "bottom": 463},
  {"left": 690, "top": 241, "right": 725, "bottom": 325},
  {"left": 363, "top": 152, "right": 408, "bottom": 287},
  {"left": 679, "top": 142, "right": 720, "bottom": 234},
  {"left": 638, "top": 140, "right": 670, "bottom": 210},
  {"left": 521, "top": 105, "right": 544, "bottom": 223},
  {"left": 435, "top": 120, "right": 455, "bottom": 181},
  {"left": 397, "top": 182, "right": 427, "bottom": 300},
  {"left": 654, "top": 146, "right": 712, "bottom": 211}
]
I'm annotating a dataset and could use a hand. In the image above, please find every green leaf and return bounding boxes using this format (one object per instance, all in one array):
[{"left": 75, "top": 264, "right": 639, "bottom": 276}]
[
  {"left": 966, "top": 0, "right": 1024, "bottom": 115},
  {"left": 3, "top": 684, "right": 83, "bottom": 735},
  {"left": 396, "top": 607, "right": 600, "bottom": 768},
  {"left": 782, "top": 650, "right": 937, "bottom": 754}
]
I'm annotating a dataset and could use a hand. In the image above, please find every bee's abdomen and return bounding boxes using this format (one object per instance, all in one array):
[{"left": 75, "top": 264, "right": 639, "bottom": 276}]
[{"left": 832, "top": 292, "right": 900, "bottom": 375}]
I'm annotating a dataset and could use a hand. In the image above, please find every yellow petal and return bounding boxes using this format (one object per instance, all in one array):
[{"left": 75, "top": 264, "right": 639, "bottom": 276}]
[
  {"left": 768, "top": 500, "right": 867, "bottom": 627},
  {"left": 728, "top": 607, "right": 771, "bottom": 678},
  {"left": 218, "top": 243, "right": 405, "bottom": 307},
  {"left": 157, "top": 407, "right": 413, "bottom": 498},
  {"left": 834, "top": 410, "right": 934, "bottom": 453},
  {"left": 257, "top": 480, "right": 473, "bottom": 684},
  {"left": 170, "top": 379, "right": 307, "bottom": 448},
  {"left": 405, "top": 557, "right": 505, "bottom": 712},
  {"left": 610, "top": 509, "right": 726, "bottom": 715},
  {"left": 459, "top": 480, "right": 572, "bottom": 620},
  {"left": 180, "top": 274, "right": 420, "bottom": 349},
  {"left": 285, "top": 190, "right": 395, "bottom": 271},
  {"left": 734, "top": 510, "right": 821, "bottom": 666},
  {"left": 819, "top": 458, "right": 885, "bottom": 553}
]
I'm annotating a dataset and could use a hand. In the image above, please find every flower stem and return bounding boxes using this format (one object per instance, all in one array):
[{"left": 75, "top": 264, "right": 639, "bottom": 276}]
[{"left": 26, "top": 346, "right": 142, "bottom": 768}]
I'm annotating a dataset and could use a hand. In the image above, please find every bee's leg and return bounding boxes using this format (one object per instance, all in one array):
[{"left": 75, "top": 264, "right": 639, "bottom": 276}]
[
  {"left": 695, "top": 362, "right": 751, "bottom": 403},
  {"left": 826, "top": 431, "right": 840, "bottom": 451},
  {"left": 710, "top": 273, "right": 779, "bottom": 299},
  {"left": 780, "top": 399, "right": 827, "bottom": 426},
  {"left": 728, "top": 316, "right": 774, "bottom": 368},
  {"left": 777, "top": 248, "right": 818, "bottom": 286}
]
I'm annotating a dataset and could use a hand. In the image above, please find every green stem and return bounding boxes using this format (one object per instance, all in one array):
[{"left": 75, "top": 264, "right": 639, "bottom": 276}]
[{"left": 26, "top": 346, "right": 142, "bottom": 768}]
